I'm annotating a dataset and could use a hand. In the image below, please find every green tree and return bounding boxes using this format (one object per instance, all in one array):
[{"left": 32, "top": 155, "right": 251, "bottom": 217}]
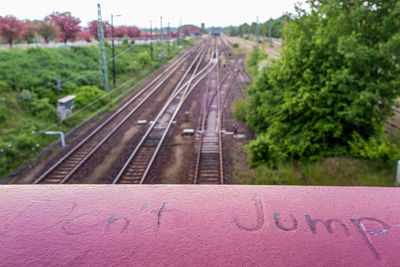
[
  {"left": 246, "top": 45, "right": 268, "bottom": 76},
  {"left": 229, "top": 26, "right": 239, "bottom": 36},
  {"left": 246, "top": 0, "right": 400, "bottom": 165}
]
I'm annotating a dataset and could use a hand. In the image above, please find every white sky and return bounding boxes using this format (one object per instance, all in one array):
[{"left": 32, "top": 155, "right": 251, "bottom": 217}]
[{"left": 1, "top": 0, "right": 306, "bottom": 28}]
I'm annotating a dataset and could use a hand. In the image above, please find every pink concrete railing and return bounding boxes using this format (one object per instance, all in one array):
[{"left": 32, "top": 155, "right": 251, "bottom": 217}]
[{"left": 0, "top": 185, "right": 398, "bottom": 265}]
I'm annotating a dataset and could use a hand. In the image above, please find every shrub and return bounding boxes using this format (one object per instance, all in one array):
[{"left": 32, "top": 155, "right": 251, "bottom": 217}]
[
  {"left": 73, "top": 85, "right": 108, "bottom": 111},
  {"left": 246, "top": 46, "right": 268, "bottom": 76},
  {"left": 247, "top": 134, "right": 286, "bottom": 167},
  {"left": 233, "top": 98, "right": 248, "bottom": 121},
  {"left": 349, "top": 132, "right": 400, "bottom": 162},
  {"left": 28, "top": 97, "right": 57, "bottom": 120},
  {"left": 20, "top": 89, "right": 32, "bottom": 100},
  {"left": 137, "top": 52, "right": 151, "bottom": 66},
  {"left": 72, "top": 70, "right": 99, "bottom": 87},
  {"left": 0, "top": 80, "right": 11, "bottom": 92},
  {"left": 0, "top": 100, "right": 6, "bottom": 122},
  {"left": 14, "top": 132, "right": 36, "bottom": 150}
]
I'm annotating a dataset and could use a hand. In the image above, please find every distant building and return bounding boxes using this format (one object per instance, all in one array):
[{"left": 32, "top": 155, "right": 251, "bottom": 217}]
[{"left": 178, "top": 25, "right": 201, "bottom": 37}]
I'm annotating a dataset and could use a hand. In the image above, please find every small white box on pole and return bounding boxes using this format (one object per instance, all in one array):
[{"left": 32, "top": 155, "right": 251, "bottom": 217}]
[{"left": 57, "top": 95, "right": 76, "bottom": 122}]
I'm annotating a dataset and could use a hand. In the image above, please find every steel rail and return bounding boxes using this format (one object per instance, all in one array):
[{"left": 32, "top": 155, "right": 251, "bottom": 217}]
[
  {"left": 113, "top": 39, "right": 217, "bottom": 184},
  {"left": 192, "top": 40, "right": 222, "bottom": 184},
  {"left": 216, "top": 50, "right": 224, "bottom": 184},
  {"left": 138, "top": 41, "right": 216, "bottom": 184},
  {"left": 33, "top": 44, "right": 198, "bottom": 184},
  {"left": 193, "top": 73, "right": 211, "bottom": 184},
  {"left": 55, "top": 43, "right": 211, "bottom": 184},
  {"left": 112, "top": 39, "right": 212, "bottom": 183},
  {"left": 193, "top": 41, "right": 236, "bottom": 184},
  {"left": 193, "top": 42, "right": 248, "bottom": 184},
  {"left": 157, "top": 41, "right": 222, "bottom": 184}
]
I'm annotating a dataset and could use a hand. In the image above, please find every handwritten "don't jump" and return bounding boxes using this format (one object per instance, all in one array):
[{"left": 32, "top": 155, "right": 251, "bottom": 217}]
[{"left": 233, "top": 195, "right": 390, "bottom": 261}]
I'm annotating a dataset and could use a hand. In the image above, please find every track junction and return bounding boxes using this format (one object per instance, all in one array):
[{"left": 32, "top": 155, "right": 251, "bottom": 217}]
[{"left": 32, "top": 35, "right": 251, "bottom": 185}]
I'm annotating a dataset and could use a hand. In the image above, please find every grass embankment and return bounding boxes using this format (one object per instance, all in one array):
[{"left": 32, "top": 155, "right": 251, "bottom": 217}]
[
  {"left": 0, "top": 39, "right": 193, "bottom": 178},
  {"left": 236, "top": 157, "right": 395, "bottom": 187},
  {"left": 230, "top": 39, "right": 398, "bottom": 187}
]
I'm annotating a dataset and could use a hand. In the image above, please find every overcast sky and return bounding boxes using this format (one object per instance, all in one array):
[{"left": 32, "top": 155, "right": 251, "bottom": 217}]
[{"left": 1, "top": 0, "right": 307, "bottom": 28}]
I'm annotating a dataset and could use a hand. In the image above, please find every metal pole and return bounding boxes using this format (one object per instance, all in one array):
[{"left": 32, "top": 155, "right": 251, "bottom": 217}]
[
  {"left": 45, "top": 131, "right": 66, "bottom": 147},
  {"left": 160, "top": 16, "right": 165, "bottom": 59},
  {"left": 153, "top": 20, "right": 157, "bottom": 58},
  {"left": 111, "top": 14, "right": 116, "bottom": 88},
  {"left": 396, "top": 160, "right": 400, "bottom": 186},
  {"left": 256, "top": 16, "right": 259, "bottom": 43},
  {"left": 150, "top": 21, "right": 153, "bottom": 60},
  {"left": 97, "top": 4, "right": 109, "bottom": 91},
  {"left": 167, "top": 22, "right": 170, "bottom": 56},
  {"left": 178, "top": 19, "right": 182, "bottom": 46},
  {"left": 269, "top": 18, "right": 272, "bottom": 41}
]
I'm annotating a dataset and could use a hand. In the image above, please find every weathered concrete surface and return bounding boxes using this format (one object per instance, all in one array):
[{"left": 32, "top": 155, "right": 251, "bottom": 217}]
[{"left": 0, "top": 185, "right": 398, "bottom": 266}]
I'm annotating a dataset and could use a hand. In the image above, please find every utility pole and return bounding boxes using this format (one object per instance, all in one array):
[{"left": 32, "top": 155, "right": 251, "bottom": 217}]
[
  {"left": 111, "top": 14, "right": 120, "bottom": 88},
  {"left": 284, "top": 17, "right": 288, "bottom": 42},
  {"left": 153, "top": 20, "right": 157, "bottom": 58},
  {"left": 178, "top": 19, "right": 182, "bottom": 46},
  {"left": 97, "top": 4, "right": 109, "bottom": 91},
  {"left": 256, "top": 16, "right": 260, "bottom": 43},
  {"left": 167, "top": 21, "right": 170, "bottom": 56},
  {"left": 160, "top": 16, "right": 165, "bottom": 60},
  {"left": 150, "top": 20, "right": 153, "bottom": 60},
  {"left": 269, "top": 18, "right": 272, "bottom": 41}
]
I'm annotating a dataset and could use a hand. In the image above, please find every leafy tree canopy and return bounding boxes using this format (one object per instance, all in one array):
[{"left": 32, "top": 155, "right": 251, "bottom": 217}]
[{"left": 246, "top": 0, "right": 400, "bottom": 165}]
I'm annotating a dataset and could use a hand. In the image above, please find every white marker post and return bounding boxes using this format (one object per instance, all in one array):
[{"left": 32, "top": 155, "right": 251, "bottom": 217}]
[{"left": 396, "top": 160, "right": 400, "bottom": 186}]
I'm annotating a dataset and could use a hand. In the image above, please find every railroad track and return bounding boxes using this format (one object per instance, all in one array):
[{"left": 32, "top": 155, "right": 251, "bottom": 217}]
[
  {"left": 192, "top": 41, "right": 245, "bottom": 184},
  {"left": 113, "top": 38, "right": 218, "bottom": 184},
  {"left": 393, "top": 105, "right": 400, "bottom": 114},
  {"left": 193, "top": 60, "right": 222, "bottom": 184},
  {"left": 218, "top": 35, "right": 231, "bottom": 58},
  {"left": 33, "top": 43, "right": 203, "bottom": 184}
]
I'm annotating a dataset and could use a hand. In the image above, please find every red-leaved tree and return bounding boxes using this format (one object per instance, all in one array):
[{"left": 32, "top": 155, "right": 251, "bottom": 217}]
[
  {"left": 88, "top": 20, "right": 111, "bottom": 40},
  {"left": 38, "top": 20, "right": 58, "bottom": 43},
  {"left": 114, "top": 26, "right": 126, "bottom": 38},
  {"left": 141, "top": 32, "right": 150, "bottom": 39},
  {"left": 78, "top": 28, "right": 92, "bottom": 42},
  {"left": 48, "top": 12, "right": 81, "bottom": 44},
  {"left": 0, "top": 16, "right": 24, "bottom": 47},
  {"left": 125, "top": 26, "right": 141, "bottom": 38},
  {"left": 21, "top": 21, "right": 39, "bottom": 44}
]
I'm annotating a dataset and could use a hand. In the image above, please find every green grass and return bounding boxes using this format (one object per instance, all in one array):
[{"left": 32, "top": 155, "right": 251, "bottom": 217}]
[
  {"left": 232, "top": 46, "right": 245, "bottom": 55},
  {"left": 244, "top": 157, "right": 396, "bottom": 187},
  {"left": 0, "top": 39, "right": 194, "bottom": 179}
]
